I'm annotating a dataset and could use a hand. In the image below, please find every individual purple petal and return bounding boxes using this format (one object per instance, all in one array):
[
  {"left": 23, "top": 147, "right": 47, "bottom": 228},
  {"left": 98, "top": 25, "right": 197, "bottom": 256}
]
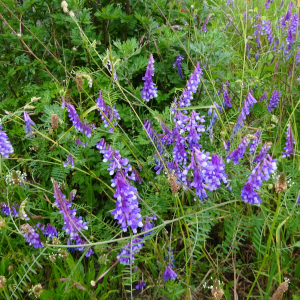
[{"left": 136, "top": 281, "right": 146, "bottom": 290}]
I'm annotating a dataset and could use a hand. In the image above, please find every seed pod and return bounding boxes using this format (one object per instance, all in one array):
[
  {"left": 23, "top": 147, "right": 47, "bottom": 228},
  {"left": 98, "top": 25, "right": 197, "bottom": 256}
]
[
  {"left": 275, "top": 172, "right": 287, "bottom": 193},
  {"left": 272, "top": 282, "right": 288, "bottom": 300},
  {"left": 168, "top": 173, "right": 181, "bottom": 194},
  {"left": 32, "top": 284, "right": 43, "bottom": 297},
  {"left": 51, "top": 114, "right": 59, "bottom": 129}
]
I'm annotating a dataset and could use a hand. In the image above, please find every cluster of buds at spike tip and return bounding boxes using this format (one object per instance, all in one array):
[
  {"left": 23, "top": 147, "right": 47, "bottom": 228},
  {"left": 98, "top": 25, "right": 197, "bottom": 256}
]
[{"left": 275, "top": 172, "right": 287, "bottom": 193}]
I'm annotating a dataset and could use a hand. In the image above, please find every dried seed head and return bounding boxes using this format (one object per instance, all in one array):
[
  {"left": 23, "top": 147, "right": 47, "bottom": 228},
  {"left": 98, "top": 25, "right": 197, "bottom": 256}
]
[
  {"left": 51, "top": 114, "right": 59, "bottom": 129},
  {"left": 11, "top": 170, "right": 21, "bottom": 185},
  {"left": 211, "top": 278, "right": 224, "bottom": 300},
  {"left": 8, "top": 265, "right": 13, "bottom": 271},
  {"left": 49, "top": 255, "right": 56, "bottom": 263},
  {"left": 90, "top": 280, "right": 96, "bottom": 287},
  {"left": 69, "top": 10, "right": 75, "bottom": 18},
  {"left": 272, "top": 282, "right": 288, "bottom": 300},
  {"left": 0, "top": 276, "right": 6, "bottom": 288},
  {"left": 76, "top": 74, "right": 83, "bottom": 92},
  {"left": 52, "top": 237, "right": 60, "bottom": 245},
  {"left": 275, "top": 172, "right": 287, "bottom": 193},
  {"left": 60, "top": 250, "right": 69, "bottom": 259},
  {"left": 0, "top": 218, "right": 5, "bottom": 227},
  {"left": 33, "top": 284, "right": 43, "bottom": 297},
  {"left": 167, "top": 173, "right": 181, "bottom": 194}
]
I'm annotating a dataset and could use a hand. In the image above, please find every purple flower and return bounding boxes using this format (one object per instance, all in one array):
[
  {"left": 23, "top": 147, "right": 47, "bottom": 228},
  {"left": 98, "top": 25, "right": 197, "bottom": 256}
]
[
  {"left": 291, "top": 13, "right": 300, "bottom": 34},
  {"left": 261, "top": 20, "right": 273, "bottom": 44},
  {"left": 254, "top": 21, "right": 262, "bottom": 47},
  {"left": 282, "top": 122, "right": 295, "bottom": 158},
  {"left": 95, "top": 90, "right": 120, "bottom": 133},
  {"left": 267, "top": 90, "right": 281, "bottom": 111},
  {"left": 241, "top": 182, "right": 262, "bottom": 206},
  {"left": 65, "top": 102, "right": 83, "bottom": 133},
  {"left": 117, "top": 237, "right": 144, "bottom": 264},
  {"left": 232, "top": 91, "right": 257, "bottom": 137},
  {"left": 1, "top": 202, "right": 19, "bottom": 217},
  {"left": 173, "top": 55, "right": 184, "bottom": 79},
  {"left": 179, "top": 62, "right": 203, "bottom": 108},
  {"left": 0, "top": 126, "right": 14, "bottom": 158},
  {"left": 143, "top": 215, "right": 156, "bottom": 236},
  {"left": 73, "top": 236, "right": 94, "bottom": 257},
  {"left": 136, "top": 281, "right": 146, "bottom": 290},
  {"left": 255, "top": 51, "right": 259, "bottom": 61},
  {"left": 141, "top": 54, "right": 158, "bottom": 102},
  {"left": 253, "top": 142, "right": 272, "bottom": 163},
  {"left": 76, "top": 137, "right": 85, "bottom": 147},
  {"left": 43, "top": 224, "right": 58, "bottom": 238},
  {"left": 24, "top": 111, "right": 35, "bottom": 138},
  {"left": 223, "top": 140, "right": 230, "bottom": 153},
  {"left": 227, "top": 135, "right": 250, "bottom": 164},
  {"left": 286, "top": 26, "right": 294, "bottom": 51},
  {"left": 132, "top": 167, "right": 143, "bottom": 184},
  {"left": 265, "top": 0, "right": 272, "bottom": 10},
  {"left": 163, "top": 266, "right": 178, "bottom": 281},
  {"left": 172, "top": 125, "right": 188, "bottom": 165},
  {"left": 20, "top": 223, "right": 43, "bottom": 248},
  {"left": 63, "top": 154, "right": 75, "bottom": 168},
  {"left": 201, "top": 15, "right": 211, "bottom": 32},
  {"left": 260, "top": 92, "right": 267, "bottom": 102},
  {"left": 52, "top": 179, "right": 92, "bottom": 257},
  {"left": 249, "top": 130, "right": 261, "bottom": 155},
  {"left": 297, "top": 190, "right": 300, "bottom": 203},
  {"left": 222, "top": 83, "right": 231, "bottom": 108}
]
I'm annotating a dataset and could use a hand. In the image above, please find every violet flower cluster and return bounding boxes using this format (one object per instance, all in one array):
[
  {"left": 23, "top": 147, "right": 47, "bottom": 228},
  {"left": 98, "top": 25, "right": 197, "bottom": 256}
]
[
  {"left": 179, "top": 62, "right": 203, "bottom": 108},
  {"left": 163, "top": 247, "right": 178, "bottom": 281},
  {"left": 63, "top": 154, "right": 75, "bottom": 168},
  {"left": 282, "top": 122, "right": 295, "bottom": 158},
  {"left": 249, "top": 130, "right": 261, "bottom": 155},
  {"left": 96, "top": 138, "right": 143, "bottom": 233},
  {"left": 267, "top": 90, "right": 281, "bottom": 112},
  {"left": 173, "top": 55, "right": 184, "bottom": 79},
  {"left": 0, "top": 125, "right": 14, "bottom": 158},
  {"left": 20, "top": 224, "right": 43, "bottom": 249},
  {"left": 24, "top": 111, "right": 35, "bottom": 139},
  {"left": 95, "top": 90, "right": 121, "bottom": 133},
  {"left": 227, "top": 135, "right": 250, "bottom": 165},
  {"left": 141, "top": 54, "right": 158, "bottom": 102},
  {"left": 117, "top": 237, "right": 144, "bottom": 264},
  {"left": 52, "top": 179, "right": 93, "bottom": 257}
]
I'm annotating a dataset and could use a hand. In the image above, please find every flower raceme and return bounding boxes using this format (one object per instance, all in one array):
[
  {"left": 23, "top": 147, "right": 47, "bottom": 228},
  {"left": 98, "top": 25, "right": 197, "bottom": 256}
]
[
  {"left": 173, "top": 55, "right": 184, "bottom": 79},
  {"left": 0, "top": 125, "right": 14, "bottom": 158},
  {"left": 282, "top": 122, "right": 295, "bottom": 158},
  {"left": 267, "top": 90, "right": 281, "bottom": 111},
  {"left": 24, "top": 111, "right": 35, "bottom": 138},
  {"left": 141, "top": 54, "right": 158, "bottom": 102}
]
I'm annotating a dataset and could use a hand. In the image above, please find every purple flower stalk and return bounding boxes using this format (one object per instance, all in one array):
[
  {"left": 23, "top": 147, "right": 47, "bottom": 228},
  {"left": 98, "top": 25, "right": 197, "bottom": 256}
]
[
  {"left": 260, "top": 92, "right": 267, "bottom": 102},
  {"left": 241, "top": 182, "right": 262, "bottom": 206},
  {"left": 63, "top": 154, "right": 75, "bottom": 168},
  {"left": 265, "top": 0, "right": 272, "bottom": 10},
  {"left": 143, "top": 215, "right": 157, "bottom": 236},
  {"left": 172, "top": 125, "right": 188, "bottom": 165},
  {"left": 95, "top": 90, "right": 120, "bottom": 133},
  {"left": 282, "top": 122, "right": 295, "bottom": 158},
  {"left": 222, "top": 83, "right": 231, "bottom": 108},
  {"left": 173, "top": 55, "right": 184, "bottom": 79},
  {"left": 267, "top": 90, "right": 281, "bottom": 111},
  {"left": 52, "top": 179, "right": 92, "bottom": 256},
  {"left": 24, "top": 111, "right": 35, "bottom": 138},
  {"left": 223, "top": 140, "right": 230, "bottom": 153},
  {"left": 136, "top": 281, "right": 146, "bottom": 290},
  {"left": 1, "top": 202, "right": 19, "bottom": 217},
  {"left": 184, "top": 111, "right": 205, "bottom": 149},
  {"left": 65, "top": 102, "right": 83, "bottom": 133},
  {"left": 179, "top": 62, "right": 203, "bottom": 108},
  {"left": 20, "top": 223, "right": 43, "bottom": 248},
  {"left": 253, "top": 142, "right": 272, "bottom": 163},
  {"left": 261, "top": 20, "right": 273, "bottom": 44},
  {"left": 141, "top": 54, "right": 158, "bottom": 102},
  {"left": 117, "top": 237, "right": 144, "bottom": 264},
  {"left": 163, "top": 266, "right": 178, "bottom": 281},
  {"left": 0, "top": 126, "right": 14, "bottom": 158},
  {"left": 286, "top": 26, "right": 294, "bottom": 51},
  {"left": 227, "top": 135, "right": 250, "bottom": 164},
  {"left": 43, "top": 224, "right": 58, "bottom": 238},
  {"left": 291, "top": 13, "right": 299, "bottom": 34},
  {"left": 76, "top": 137, "right": 85, "bottom": 147},
  {"left": 201, "top": 15, "right": 211, "bottom": 32},
  {"left": 249, "top": 130, "right": 261, "bottom": 155}
]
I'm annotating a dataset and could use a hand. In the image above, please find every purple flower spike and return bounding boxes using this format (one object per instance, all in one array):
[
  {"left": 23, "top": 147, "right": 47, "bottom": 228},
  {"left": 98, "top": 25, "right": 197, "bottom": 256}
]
[
  {"left": 65, "top": 103, "right": 83, "bottom": 133},
  {"left": 282, "top": 122, "right": 295, "bottom": 158},
  {"left": 136, "top": 281, "right": 146, "bottom": 290},
  {"left": 286, "top": 26, "right": 294, "bottom": 51},
  {"left": 52, "top": 179, "right": 88, "bottom": 240},
  {"left": 141, "top": 54, "right": 158, "bottom": 102},
  {"left": 163, "top": 266, "right": 178, "bottom": 281},
  {"left": 76, "top": 137, "right": 85, "bottom": 147},
  {"left": 0, "top": 126, "right": 14, "bottom": 158},
  {"left": 201, "top": 15, "right": 211, "bottom": 32},
  {"left": 63, "top": 154, "right": 75, "bottom": 168},
  {"left": 241, "top": 182, "right": 262, "bottom": 206},
  {"left": 95, "top": 90, "right": 120, "bottom": 132},
  {"left": 179, "top": 62, "right": 203, "bottom": 108},
  {"left": 117, "top": 237, "right": 144, "bottom": 264},
  {"left": 21, "top": 223, "right": 43, "bottom": 248},
  {"left": 260, "top": 92, "right": 267, "bottom": 102},
  {"left": 43, "top": 224, "right": 58, "bottom": 238},
  {"left": 249, "top": 130, "right": 261, "bottom": 155},
  {"left": 265, "top": 0, "right": 272, "bottom": 10},
  {"left": 24, "top": 111, "right": 35, "bottom": 138},
  {"left": 253, "top": 142, "right": 272, "bottom": 163},
  {"left": 227, "top": 135, "right": 250, "bottom": 164},
  {"left": 297, "top": 190, "right": 300, "bottom": 203},
  {"left": 1, "top": 202, "right": 19, "bottom": 217},
  {"left": 261, "top": 20, "right": 273, "bottom": 44},
  {"left": 173, "top": 55, "right": 184, "bottom": 79},
  {"left": 222, "top": 83, "right": 231, "bottom": 108},
  {"left": 143, "top": 215, "right": 157, "bottom": 236},
  {"left": 267, "top": 90, "right": 281, "bottom": 111}
]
